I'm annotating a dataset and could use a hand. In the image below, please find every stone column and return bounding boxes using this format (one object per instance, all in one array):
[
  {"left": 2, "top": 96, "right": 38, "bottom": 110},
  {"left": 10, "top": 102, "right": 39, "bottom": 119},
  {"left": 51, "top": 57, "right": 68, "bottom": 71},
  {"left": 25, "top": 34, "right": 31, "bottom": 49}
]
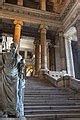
[
  {"left": 13, "top": 20, "right": 23, "bottom": 46},
  {"left": 17, "top": 0, "right": 23, "bottom": 6},
  {"left": 59, "top": 30, "right": 67, "bottom": 71},
  {"left": 49, "top": 42, "right": 56, "bottom": 71},
  {"left": 75, "top": 20, "right": 80, "bottom": 79},
  {"left": 40, "top": 0, "right": 46, "bottom": 11},
  {"left": 39, "top": 24, "right": 47, "bottom": 70},
  {"left": 34, "top": 38, "right": 40, "bottom": 75}
]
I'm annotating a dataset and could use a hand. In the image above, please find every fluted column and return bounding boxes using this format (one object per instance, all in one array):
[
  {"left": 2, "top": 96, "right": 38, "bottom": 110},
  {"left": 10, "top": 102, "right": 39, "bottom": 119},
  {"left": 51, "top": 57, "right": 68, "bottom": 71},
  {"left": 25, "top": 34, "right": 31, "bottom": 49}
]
[
  {"left": 17, "top": 0, "right": 23, "bottom": 6},
  {"left": 59, "top": 30, "right": 67, "bottom": 71},
  {"left": 39, "top": 24, "right": 47, "bottom": 70},
  {"left": 34, "top": 38, "right": 40, "bottom": 75},
  {"left": 40, "top": 0, "right": 46, "bottom": 11},
  {"left": 75, "top": 20, "right": 80, "bottom": 79},
  {"left": 14, "top": 20, "right": 23, "bottom": 45}
]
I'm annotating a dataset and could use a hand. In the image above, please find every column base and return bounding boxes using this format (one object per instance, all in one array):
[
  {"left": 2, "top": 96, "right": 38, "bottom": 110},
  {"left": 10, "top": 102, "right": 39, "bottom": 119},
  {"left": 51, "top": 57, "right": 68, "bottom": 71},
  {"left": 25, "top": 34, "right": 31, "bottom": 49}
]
[{"left": 38, "top": 69, "right": 48, "bottom": 80}]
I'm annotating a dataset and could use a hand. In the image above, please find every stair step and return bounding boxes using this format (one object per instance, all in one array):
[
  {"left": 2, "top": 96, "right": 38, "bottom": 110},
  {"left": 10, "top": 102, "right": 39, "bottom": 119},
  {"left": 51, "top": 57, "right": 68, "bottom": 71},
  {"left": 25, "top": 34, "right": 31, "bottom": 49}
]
[
  {"left": 24, "top": 96, "right": 80, "bottom": 100},
  {"left": 25, "top": 108, "right": 80, "bottom": 114},
  {"left": 25, "top": 113, "right": 80, "bottom": 118},
  {"left": 24, "top": 102, "right": 78, "bottom": 106},
  {"left": 24, "top": 100, "right": 80, "bottom": 103},
  {"left": 24, "top": 94, "right": 75, "bottom": 97},
  {"left": 24, "top": 105, "right": 80, "bottom": 110},
  {"left": 24, "top": 77, "right": 80, "bottom": 118}
]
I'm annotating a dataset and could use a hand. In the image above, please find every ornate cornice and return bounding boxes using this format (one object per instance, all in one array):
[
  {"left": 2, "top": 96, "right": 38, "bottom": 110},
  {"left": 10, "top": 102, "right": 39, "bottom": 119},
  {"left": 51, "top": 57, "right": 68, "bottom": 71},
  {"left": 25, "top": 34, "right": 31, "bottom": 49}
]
[
  {"left": 60, "top": 0, "right": 76, "bottom": 20},
  {"left": 0, "top": 1, "right": 77, "bottom": 30},
  {"left": 0, "top": 1, "right": 76, "bottom": 21},
  {"left": 0, "top": 3, "right": 62, "bottom": 28},
  {"left": 0, "top": 3, "right": 60, "bottom": 21}
]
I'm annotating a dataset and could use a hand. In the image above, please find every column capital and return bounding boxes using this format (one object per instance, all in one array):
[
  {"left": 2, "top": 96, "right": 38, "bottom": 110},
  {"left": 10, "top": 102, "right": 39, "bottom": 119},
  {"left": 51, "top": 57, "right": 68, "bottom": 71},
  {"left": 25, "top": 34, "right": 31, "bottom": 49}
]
[
  {"left": 34, "top": 39, "right": 40, "bottom": 45},
  {"left": 39, "top": 24, "right": 48, "bottom": 34},
  {"left": 14, "top": 20, "right": 23, "bottom": 26}
]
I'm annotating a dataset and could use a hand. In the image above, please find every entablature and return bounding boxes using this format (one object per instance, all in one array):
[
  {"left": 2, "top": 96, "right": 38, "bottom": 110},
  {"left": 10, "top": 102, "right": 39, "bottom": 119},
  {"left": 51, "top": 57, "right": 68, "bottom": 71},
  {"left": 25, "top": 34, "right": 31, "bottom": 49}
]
[
  {"left": 0, "top": 0, "right": 78, "bottom": 32},
  {"left": 0, "top": 3, "right": 61, "bottom": 28}
]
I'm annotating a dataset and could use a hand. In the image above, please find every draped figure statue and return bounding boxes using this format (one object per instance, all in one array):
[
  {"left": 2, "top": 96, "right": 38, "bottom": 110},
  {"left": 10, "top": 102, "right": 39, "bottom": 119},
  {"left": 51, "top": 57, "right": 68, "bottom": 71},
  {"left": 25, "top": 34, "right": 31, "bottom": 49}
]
[{"left": 2, "top": 42, "right": 25, "bottom": 117}]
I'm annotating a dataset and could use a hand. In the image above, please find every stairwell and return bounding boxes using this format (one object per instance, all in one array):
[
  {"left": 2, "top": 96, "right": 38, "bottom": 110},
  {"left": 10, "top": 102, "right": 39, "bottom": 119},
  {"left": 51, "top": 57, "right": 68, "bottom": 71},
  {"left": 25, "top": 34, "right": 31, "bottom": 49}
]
[{"left": 24, "top": 77, "right": 80, "bottom": 120}]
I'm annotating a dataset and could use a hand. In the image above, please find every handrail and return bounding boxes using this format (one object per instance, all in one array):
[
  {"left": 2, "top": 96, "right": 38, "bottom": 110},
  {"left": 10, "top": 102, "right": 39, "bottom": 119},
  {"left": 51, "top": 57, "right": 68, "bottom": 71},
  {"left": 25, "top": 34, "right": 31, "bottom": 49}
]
[{"left": 44, "top": 71, "right": 80, "bottom": 90}]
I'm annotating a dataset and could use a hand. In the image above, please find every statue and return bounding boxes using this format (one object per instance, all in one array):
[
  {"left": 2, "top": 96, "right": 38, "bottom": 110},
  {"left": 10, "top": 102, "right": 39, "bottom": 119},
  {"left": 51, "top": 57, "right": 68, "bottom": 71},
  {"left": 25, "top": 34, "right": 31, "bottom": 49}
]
[
  {"left": 17, "top": 58, "right": 25, "bottom": 117},
  {"left": 1, "top": 42, "right": 25, "bottom": 117}
]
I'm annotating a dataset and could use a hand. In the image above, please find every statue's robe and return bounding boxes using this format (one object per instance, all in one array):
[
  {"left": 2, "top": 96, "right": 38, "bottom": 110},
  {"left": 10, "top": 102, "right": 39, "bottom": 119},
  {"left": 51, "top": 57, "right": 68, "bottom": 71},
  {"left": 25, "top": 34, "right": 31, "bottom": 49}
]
[{"left": 2, "top": 51, "right": 18, "bottom": 116}]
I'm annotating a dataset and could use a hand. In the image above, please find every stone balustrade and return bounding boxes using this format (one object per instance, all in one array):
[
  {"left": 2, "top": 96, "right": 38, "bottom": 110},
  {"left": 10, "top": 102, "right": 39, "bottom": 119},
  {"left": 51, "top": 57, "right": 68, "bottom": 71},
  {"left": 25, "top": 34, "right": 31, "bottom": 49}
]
[{"left": 48, "top": 70, "right": 67, "bottom": 80}]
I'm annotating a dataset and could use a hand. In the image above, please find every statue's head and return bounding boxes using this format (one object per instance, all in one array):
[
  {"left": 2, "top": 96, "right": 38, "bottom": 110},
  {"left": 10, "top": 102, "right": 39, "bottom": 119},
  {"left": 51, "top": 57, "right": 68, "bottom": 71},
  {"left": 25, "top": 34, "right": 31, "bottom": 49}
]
[{"left": 10, "top": 43, "right": 17, "bottom": 54}]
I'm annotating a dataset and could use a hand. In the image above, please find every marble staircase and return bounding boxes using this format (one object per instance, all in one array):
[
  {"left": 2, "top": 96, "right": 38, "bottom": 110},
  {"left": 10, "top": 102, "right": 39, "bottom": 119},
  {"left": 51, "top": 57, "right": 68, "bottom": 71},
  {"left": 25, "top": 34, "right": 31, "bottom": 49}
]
[{"left": 24, "top": 77, "right": 80, "bottom": 120}]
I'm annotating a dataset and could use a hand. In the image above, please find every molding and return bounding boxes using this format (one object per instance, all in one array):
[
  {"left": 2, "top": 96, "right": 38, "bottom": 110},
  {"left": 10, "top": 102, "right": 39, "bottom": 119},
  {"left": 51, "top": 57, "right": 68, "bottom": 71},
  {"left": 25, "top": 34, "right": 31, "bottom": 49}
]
[
  {"left": 63, "top": 1, "right": 80, "bottom": 32},
  {"left": 0, "top": 1, "right": 78, "bottom": 31},
  {"left": 60, "top": 0, "right": 76, "bottom": 20},
  {"left": 0, "top": 3, "right": 61, "bottom": 28}
]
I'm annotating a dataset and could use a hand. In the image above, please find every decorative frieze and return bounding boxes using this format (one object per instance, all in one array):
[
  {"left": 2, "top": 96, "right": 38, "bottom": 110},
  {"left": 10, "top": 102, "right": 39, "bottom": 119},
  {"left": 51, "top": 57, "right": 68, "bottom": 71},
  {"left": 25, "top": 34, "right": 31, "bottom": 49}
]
[{"left": 0, "top": 3, "right": 61, "bottom": 21}]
